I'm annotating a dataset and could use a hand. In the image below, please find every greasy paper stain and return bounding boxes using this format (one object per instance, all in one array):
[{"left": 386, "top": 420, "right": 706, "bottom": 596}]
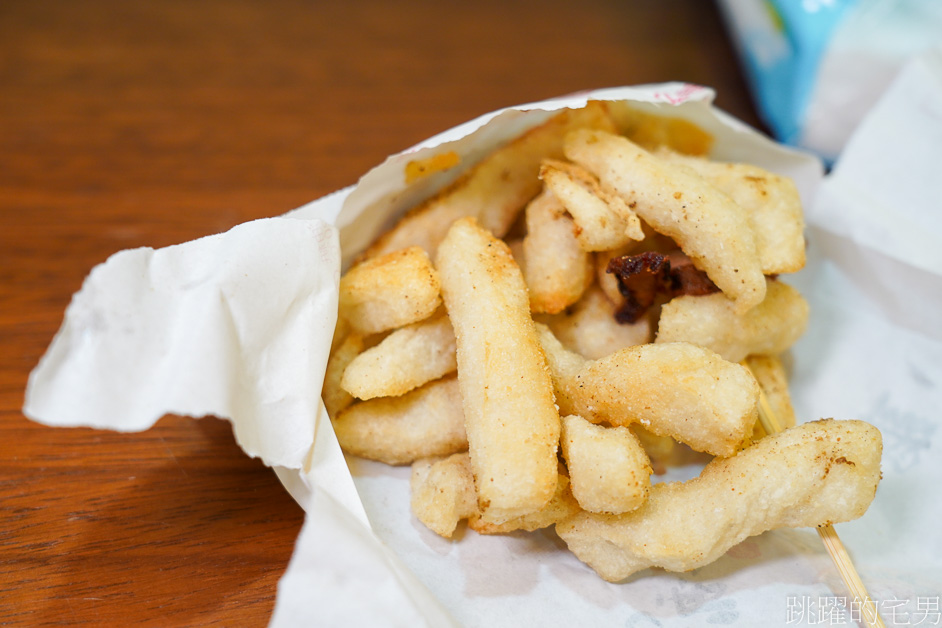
[{"left": 405, "top": 151, "right": 461, "bottom": 184}]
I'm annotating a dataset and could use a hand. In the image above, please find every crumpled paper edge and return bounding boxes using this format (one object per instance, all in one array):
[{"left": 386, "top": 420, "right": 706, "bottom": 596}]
[{"left": 23, "top": 216, "right": 342, "bottom": 469}]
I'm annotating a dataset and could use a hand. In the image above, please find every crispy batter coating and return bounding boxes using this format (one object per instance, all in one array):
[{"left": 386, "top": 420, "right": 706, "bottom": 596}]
[
  {"left": 469, "top": 469, "right": 579, "bottom": 535},
  {"left": 658, "top": 151, "right": 806, "bottom": 274},
  {"left": 365, "top": 103, "right": 616, "bottom": 259},
  {"left": 437, "top": 217, "right": 560, "bottom": 524},
  {"left": 332, "top": 376, "right": 467, "bottom": 465},
  {"left": 536, "top": 285, "right": 653, "bottom": 360},
  {"left": 323, "top": 333, "right": 364, "bottom": 418},
  {"left": 410, "top": 453, "right": 580, "bottom": 537},
  {"left": 521, "top": 188, "right": 594, "bottom": 314},
  {"left": 565, "top": 129, "right": 766, "bottom": 313},
  {"left": 540, "top": 159, "right": 643, "bottom": 251},
  {"left": 537, "top": 323, "right": 758, "bottom": 457},
  {"left": 341, "top": 313, "right": 457, "bottom": 400},
  {"left": 556, "top": 419, "right": 882, "bottom": 582},
  {"left": 560, "top": 415, "right": 652, "bottom": 514},
  {"left": 339, "top": 246, "right": 441, "bottom": 335},
  {"left": 410, "top": 453, "right": 479, "bottom": 538},
  {"left": 656, "top": 278, "right": 809, "bottom": 363}
]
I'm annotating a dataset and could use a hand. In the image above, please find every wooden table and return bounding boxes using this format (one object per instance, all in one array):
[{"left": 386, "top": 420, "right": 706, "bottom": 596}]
[{"left": 0, "top": 1, "right": 764, "bottom": 624}]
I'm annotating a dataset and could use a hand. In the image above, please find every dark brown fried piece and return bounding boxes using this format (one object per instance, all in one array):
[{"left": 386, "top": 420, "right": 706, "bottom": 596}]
[{"left": 606, "top": 251, "right": 718, "bottom": 323}]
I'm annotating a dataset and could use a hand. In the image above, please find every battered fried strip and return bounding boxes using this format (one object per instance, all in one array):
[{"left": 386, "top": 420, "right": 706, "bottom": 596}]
[
  {"left": 410, "top": 453, "right": 479, "bottom": 538},
  {"left": 410, "top": 452, "right": 580, "bottom": 538},
  {"left": 323, "top": 333, "right": 364, "bottom": 417},
  {"left": 339, "top": 246, "right": 441, "bottom": 335},
  {"left": 341, "top": 313, "right": 457, "bottom": 400},
  {"left": 535, "top": 285, "right": 652, "bottom": 360},
  {"left": 658, "top": 151, "right": 806, "bottom": 274},
  {"left": 364, "top": 102, "right": 616, "bottom": 259},
  {"left": 332, "top": 377, "right": 467, "bottom": 466},
  {"left": 565, "top": 129, "right": 765, "bottom": 313},
  {"left": 560, "top": 414, "right": 652, "bottom": 514},
  {"left": 469, "top": 469, "right": 579, "bottom": 535},
  {"left": 436, "top": 217, "right": 560, "bottom": 524},
  {"left": 537, "top": 323, "right": 757, "bottom": 457},
  {"left": 556, "top": 419, "right": 882, "bottom": 582},
  {"left": 539, "top": 159, "right": 643, "bottom": 251},
  {"left": 656, "top": 278, "right": 809, "bottom": 363},
  {"left": 521, "top": 188, "right": 594, "bottom": 314}
]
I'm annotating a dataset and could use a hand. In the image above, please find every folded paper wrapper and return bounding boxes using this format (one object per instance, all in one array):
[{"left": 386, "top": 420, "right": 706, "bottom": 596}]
[{"left": 24, "top": 65, "right": 942, "bottom": 627}]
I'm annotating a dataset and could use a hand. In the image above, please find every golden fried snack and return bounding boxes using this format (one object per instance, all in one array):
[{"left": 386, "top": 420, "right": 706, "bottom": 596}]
[
  {"left": 323, "top": 333, "right": 364, "bottom": 417},
  {"left": 539, "top": 159, "right": 643, "bottom": 251},
  {"left": 556, "top": 419, "right": 882, "bottom": 582},
  {"left": 436, "top": 217, "right": 560, "bottom": 524},
  {"left": 560, "top": 415, "right": 652, "bottom": 514},
  {"left": 656, "top": 278, "right": 809, "bottom": 363},
  {"left": 410, "top": 452, "right": 478, "bottom": 538},
  {"left": 410, "top": 453, "right": 580, "bottom": 537},
  {"left": 521, "top": 188, "right": 594, "bottom": 314},
  {"left": 364, "top": 102, "right": 616, "bottom": 259},
  {"left": 745, "top": 354, "right": 797, "bottom": 439},
  {"left": 332, "top": 377, "right": 467, "bottom": 465},
  {"left": 537, "top": 323, "right": 757, "bottom": 457},
  {"left": 565, "top": 129, "right": 766, "bottom": 313},
  {"left": 339, "top": 246, "right": 441, "bottom": 335},
  {"left": 536, "top": 285, "right": 652, "bottom": 360},
  {"left": 659, "top": 151, "right": 806, "bottom": 274},
  {"left": 469, "top": 469, "right": 579, "bottom": 535},
  {"left": 341, "top": 313, "right": 457, "bottom": 400}
]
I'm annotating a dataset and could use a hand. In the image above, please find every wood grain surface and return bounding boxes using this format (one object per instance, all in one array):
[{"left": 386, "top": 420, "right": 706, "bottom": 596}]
[{"left": 0, "top": 1, "right": 764, "bottom": 624}]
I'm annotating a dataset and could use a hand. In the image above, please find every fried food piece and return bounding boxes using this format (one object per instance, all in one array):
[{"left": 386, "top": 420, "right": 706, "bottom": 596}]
[
  {"left": 560, "top": 415, "right": 652, "bottom": 514},
  {"left": 323, "top": 333, "right": 364, "bottom": 417},
  {"left": 745, "top": 354, "right": 797, "bottom": 439},
  {"left": 410, "top": 453, "right": 580, "bottom": 537},
  {"left": 332, "top": 377, "right": 467, "bottom": 465},
  {"left": 410, "top": 452, "right": 479, "bottom": 538},
  {"left": 364, "top": 102, "right": 616, "bottom": 259},
  {"left": 536, "top": 285, "right": 652, "bottom": 360},
  {"left": 469, "top": 468, "right": 579, "bottom": 535},
  {"left": 565, "top": 129, "right": 765, "bottom": 313},
  {"left": 556, "top": 419, "right": 883, "bottom": 582},
  {"left": 537, "top": 323, "right": 757, "bottom": 457},
  {"left": 659, "top": 151, "right": 806, "bottom": 274},
  {"left": 341, "top": 313, "right": 457, "bottom": 400},
  {"left": 656, "top": 278, "right": 809, "bottom": 363},
  {"left": 436, "top": 217, "right": 560, "bottom": 524},
  {"left": 539, "top": 159, "right": 643, "bottom": 251},
  {"left": 521, "top": 188, "right": 594, "bottom": 314},
  {"left": 339, "top": 246, "right": 441, "bottom": 335}
]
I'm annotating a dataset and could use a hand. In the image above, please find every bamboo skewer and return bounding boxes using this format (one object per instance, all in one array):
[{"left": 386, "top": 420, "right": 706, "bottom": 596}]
[{"left": 749, "top": 371, "right": 885, "bottom": 628}]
